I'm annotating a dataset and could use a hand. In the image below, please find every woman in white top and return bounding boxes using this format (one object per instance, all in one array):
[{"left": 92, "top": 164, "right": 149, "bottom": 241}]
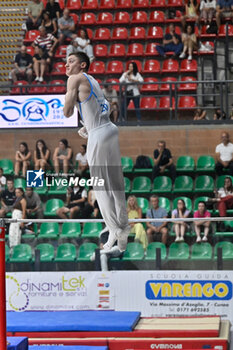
[
  {"left": 200, "top": 0, "right": 216, "bottom": 24},
  {"left": 66, "top": 28, "right": 94, "bottom": 62},
  {"left": 119, "top": 62, "right": 144, "bottom": 122}
]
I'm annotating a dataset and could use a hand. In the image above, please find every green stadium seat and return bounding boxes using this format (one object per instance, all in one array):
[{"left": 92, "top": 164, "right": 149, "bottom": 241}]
[
  {"left": 82, "top": 222, "right": 102, "bottom": 239},
  {"left": 34, "top": 180, "right": 48, "bottom": 195},
  {"left": 37, "top": 222, "right": 59, "bottom": 240},
  {"left": 168, "top": 242, "right": 190, "bottom": 260},
  {"left": 124, "top": 177, "right": 131, "bottom": 194},
  {"left": 194, "top": 196, "right": 214, "bottom": 214},
  {"left": 145, "top": 242, "right": 167, "bottom": 260},
  {"left": 137, "top": 197, "right": 149, "bottom": 215},
  {"left": 0, "top": 159, "right": 14, "bottom": 175},
  {"left": 159, "top": 197, "right": 171, "bottom": 213},
  {"left": 134, "top": 156, "right": 153, "bottom": 174},
  {"left": 55, "top": 243, "right": 77, "bottom": 262},
  {"left": 122, "top": 242, "right": 144, "bottom": 261},
  {"left": 10, "top": 244, "right": 32, "bottom": 262},
  {"left": 35, "top": 243, "right": 55, "bottom": 262},
  {"left": 173, "top": 176, "right": 193, "bottom": 194},
  {"left": 215, "top": 220, "right": 233, "bottom": 239},
  {"left": 191, "top": 242, "right": 212, "bottom": 260},
  {"left": 214, "top": 241, "right": 233, "bottom": 259},
  {"left": 216, "top": 175, "right": 233, "bottom": 189},
  {"left": 47, "top": 177, "right": 69, "bottom": 195},
  {"left": 195, "top": 175, "right": 214, "bottom": 194},
  {"left": 77, "top": 242, "right": 98, "bottom": 261},
  {"left": 44, "top": 198, "right": 64, "bottom": 217},
  {"left": 131, "top": 176, "right": 151, "bottom": 194},
  {"left": 14, "top": 178, "right": 26, "bottom": 190},
  {"left": 173, "top": 196, "right": 192, "bottom": 212},
  {"left": 196, "top": 155, "right": 215, "bottom": 173},
  {"left": 152, "top": 176, "right": 172, "bottom": 194},
  {"left": 5, "top": 245, "right": 9, "bottom": 262},
  {"left": 60, "top": 222, "right": 81, "bottom": 239},
  {"left": 176, "top": 156, "right": 195, "bottom": 173},
  {"left": 121, "top": 157, "right": 134, "bottom": 173}
]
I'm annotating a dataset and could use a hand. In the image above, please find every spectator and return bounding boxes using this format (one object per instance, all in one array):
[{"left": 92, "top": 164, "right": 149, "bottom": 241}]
[
  {"left": 42, "top": 10, "right": 58, "bottom": 36},
  {"left": 56, "top": 184, "right": 87, "bottom": 219},
  {"left": 33, "top": 45, "right": 51, "bottom": 82},
  {"left": 146, "top": 195, "right": 168, "bottom": 245},
  {"left": 152, "top": 140, "right": 176, "bottom": 182},
  {"left": 0, "top": 168, "right": 6, "bottom": 193},
  {"left": 215, "top": 131, "right": 233, "bottom": 175},
  {"left": 194, "top": 201, "right": 211, "bottom": 242},
  {"left": 15, "top": 142, "right": 31, "bottom": 178},
  {"left": 179, "top": 24, "right": 198, "bottom": 61},
  {"left": 66, "top": 29, "right": 94, "bottom": 62},
  {"left": 210, "top": 176, "right": 233, "bottom": 217},
  {"left": 9, "top": 188, "right": 26, "bottom": 252},
  {"left": 214, "top": 107, "right": 227, "bottom": 120},
  {"left": 172, "top": 199, "right": 190, "bottom": 242},
  {"left": 102, "top": 84, "right": 119, "bottom": 123},
  {"left": 0, "top": 178, "right": 16, "bottom": 218},
  {"left": 33, "top": 25, "right": 58, "bottom": 58},
  {"left": 25, "top": 187, "right": 43, "bottom": 221},
  {"left": 181, "top": 0, "right": 199, "bottom": 29},
  {"left": 10, "top": 45, "right": 33, "bottom": 83},
  {"left": 34, "top": 139, "right": 50, "bottom": 170},
  {"left": 26, "top": 0, "right": 44, "bottom": 30},
  {"left": 193, "top": 106, "right": 207, "bottom": 120},
  {"left": 75, "top": 144, "right": 88, "bottom": 176},
  {"left": 200, "top": 0, "right": 216, "bottom": 24},
  {"left": 82, "top": 187, "right": 99, "bottom": 218},
  {"left": 216, "top": 0, "right": 233, "bottom": 29},
  {"left": 45, "top": 0, "right": 61, "bottom": 20},
  {"left": 53, "top": 138, "right": 73, "bottom": 174},
  {"left": 156, "top": 24, "right": 183, "bottom": 58},
  {"left": 58, "top": 8, "right": 77, "bottom": 44},
  {"left": 119, "top": 62, "right": 143, "bottom": 122},
  {"left": 127, "top": 195, "right": 148, "bottom": 250}
]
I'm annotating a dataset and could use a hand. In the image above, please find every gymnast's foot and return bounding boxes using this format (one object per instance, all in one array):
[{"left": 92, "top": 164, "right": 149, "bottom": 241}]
[
  {"left": 102, "top": 230, "right": 118, "bottom": 253},
  {"left": 117, "top": 225, "right": 131, "bottom": 252}
]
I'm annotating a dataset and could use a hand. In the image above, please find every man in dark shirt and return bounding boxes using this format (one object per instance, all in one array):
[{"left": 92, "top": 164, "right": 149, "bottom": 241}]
[
  {"left": 10, "top": 45, "right": 33, "bottom": 83},
  {"left": 216, "top": 0, "right": 233, "bottom": 29},
  {"left": 56, "top": 185, "right": 87, "bottom": 219},
  {"left": 0, "top": 179, "right": 16, "bottom": 217},
  {"left": 152, "top": 140, "right": 176, "bottom": 181},
  {"left": 45, "top": 0, "right": 61, "bottom": 20},
  {"left": 156, "top": 24, "right": 183, "bottom": 57}
]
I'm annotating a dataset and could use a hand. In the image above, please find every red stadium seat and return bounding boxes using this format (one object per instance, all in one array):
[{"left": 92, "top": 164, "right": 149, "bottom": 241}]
[
  {"left": 148, "top": 10, "right": 165, "bottom": 23},
  {"left": 178, "top": 76, "right": 197, "bottom": 91},
  {"left": 24, "top": 30, "right": 39, "bottom": 44},
  {"left": 219, "top": 24, "right": 233, "bottom": 37},
  {"left": 149, "top": 0, "right": 166, "bottom": 7},
  {"left": 82, "top": 0, "right": 98, "bottom": 10},
  {"left": 109, "top": 43, "right": 126, "bottom": 57},
  {"left": 79, "top": 13, "right": 96, "bottom": 25},
  {"left": 133, "top": 0, "right": 149, "bottom": 7},
  {"left": 99, "top": 0, "right": 115, "bottom": 9},
  {"left": 180, "top": 59, "right": 197, "bottom": 73},
  {"left": 131, "top": 11, "right": 148, "bottom": 24},
  {"left": 94, "top": 44, "right": 108, "bottom": 57},
  {"left": 147, "top": 26, "right": 163, "bottom": 39},
  {"left": 94, "top": 28, "right": 111, "bottom": 40},
  {"left": 96, "top": 12, "right": 113, "bottom": 25},
  {"left": 165, "top": 25, "right": 181, "bottom": 35},
  {"left": 26, "top": 46, "right": 35, "bottom": 56},
  {"left": 66, "top": 0, "right": 81, "bottom": 10},
  {"left": 145, "top": 43, "right": 160, "bottom": 56},
  {"left": 159, "top": 96, "right": 175, "bottom": 109},
  {"left": 55, "top": 45, "right": 67, "bottom": 58},
  {"left": 69, "top": 13, "right": 79, "bottom": 25},
  {"left": 85, "top": 28, "right": 93, "bottom": 39},
  {"left": 59, "top": 0, "right": 65, "bottom": 9},
  {"left": 11, "top": 81, "right": 28, "bottom": 95},
  {"left": 116, "top": 0, "right": 132, "bottom": 9},
  {"left": 178, "top": 96, "right": 197, "bottom": 109},
  {"left": 200, "top": 25, "right": 217, "bottom": 38},
  {"left": 89, "top": 61, "right": 105, "bottom": 74},
  {"left": 112, "top": 27, "right": 128, "bottom": 40},
  {"left": 141, "top": 78, "right": 159, "bottom": 92},
  {"left": 47, "top": 80, "right": 66, "bottom": 94},
  {"left": 129, "top": 26, "right": 146, "bottom": 40},
  {"left": 28, "top": 82, "right": 47, "bottom": 94},
  {"left": 162, "top": 59, "right": 179, "bottom": 74},
  {"left": 114, "top": 11, "right": 130, "bottom": 24},
  {"left": 106, "top": 78, "right": 120, "bottom": 91},
  {"left": 106, "top": 60, "right": 124, "bottom": 74},
  {"left": 127, "top": 43, "right": 144, "bottom": 56},
  {"left": 160, "top": 77, "right": 177, "bottom": 91},
  {"left": 126, "top": 60, "right": 142, "bottom": 72},
  {"left": 140, "top": 97, "right": 157, "bottom": 109},
  {"left": 167, "top": 0, "right": 183, "bottom": 7},
  {"left": 143, "top": 59, "right": 160, "bottom": 73},
  {"left": 51, "top": 62, "right": 66, "bottom": 75}
]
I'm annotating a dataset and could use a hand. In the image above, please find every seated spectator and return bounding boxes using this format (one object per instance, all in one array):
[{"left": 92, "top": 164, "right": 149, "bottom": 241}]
[
  {"left": 214, "top": 107, "right": 227, "bottom": 120},
  {"left": 34, "top": 139, "right": 50, "bottom": 170},
  {"left": 102, "top": 84, "right": 119, "bottom": 123},
  {"left": 25, "top": 187, "right": 43, "bottom": 221},
  {"left": 75, "top": 144, "right": 88, "bottom": 176},
  {"left": 200, "top": 0, "right": 216, "bottom": 24},
  {"left": 53, "top": 138, "right": 73, "bottom": 174},
  {"left": 127, "top": 195, "right": 148, "bottom": 250},
  {"left": 33, "top": 45, "right": 51, "bottom": 82},
  {"left": 42, "top": 10, "right": 57, "bottom": 36},
  {"left": 82, "top": 187, "right": 99, "bottom": 218},
  {"left": 194, "top": 201, "right": 211, "bottom": 242},
  {"left": 58, "top": 8, "right": 77, "bottom": 44},
  {"left": 152, "top": 140, "right": 176, "bottom": 182},
  {"left": 119, "top": 62, "right": 143, "bottom": 122},
  {"left": 56, "top": 184, "right": 87, "bottom": 219},
  {"left": 193, "top": 106, "right": 207, "bottom": 120},
  {"left": 172, "top": 199, "right": 190, "bottom": 242},
  {"left": 66, "top": 29, "right": 94, "bottom": 62},
  {"left": 210, "top": 176, "right": 233, "bottom": 217},
  {"left": 0, "top": 168, "right": 6, "bottom": 193},
  {"left": 215, "top": 131, "right": 233, "bottom": 175},
  {"left": 0, "top": 178, "right": 16, "bottom": 218},
  {"left": 45, "top": 0, "right": 61, "bottom": 21},
  {"left": 216, "top": 0, "right": 233, "bottom": 29},
  {"left": 15, "top": 142, "right": 31, "bottom": 178},
  {"left": 33, "top": 25, "right": 58, "bottom": 59},
  {"left": 9, "top": 188, "right": 26, "bottom": 252},
  {"left": 179, "top": 24, "right": 198, "bottom": 61},
  {"left": 10, "top": 45, "right": 33, "bottom": 83},
  {"left": 146, "top": 195, "right": 168, "bottom": 245},
  {"left": 26, "top": 0, "right": 44, "bottom": 30},
  {"left": 181, "top": 0, "right": 199, "bottom": 29},
  {"left": 156, "top": 24, "right": 183, "bottom": 58}
]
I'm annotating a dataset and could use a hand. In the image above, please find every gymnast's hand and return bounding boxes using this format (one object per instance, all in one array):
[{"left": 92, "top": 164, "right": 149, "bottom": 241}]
[{"left": 78, "top": 126, "right": 88, "bottom": 139}]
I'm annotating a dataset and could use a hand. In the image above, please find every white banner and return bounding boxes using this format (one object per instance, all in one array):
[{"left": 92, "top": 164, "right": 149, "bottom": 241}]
[{"left": 0, "top": 94, "right": 77, "bottom": 128}]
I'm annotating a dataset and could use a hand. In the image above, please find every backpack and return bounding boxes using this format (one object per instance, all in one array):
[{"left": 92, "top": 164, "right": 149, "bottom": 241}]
[{"left": 134, "top": 155, "right": 152, "bottom": 169}]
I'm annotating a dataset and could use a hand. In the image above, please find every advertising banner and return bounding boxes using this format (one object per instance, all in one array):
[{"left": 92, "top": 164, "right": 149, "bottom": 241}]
[{"left": 0, "top": 94, "right": 77, "bottom": 128}]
